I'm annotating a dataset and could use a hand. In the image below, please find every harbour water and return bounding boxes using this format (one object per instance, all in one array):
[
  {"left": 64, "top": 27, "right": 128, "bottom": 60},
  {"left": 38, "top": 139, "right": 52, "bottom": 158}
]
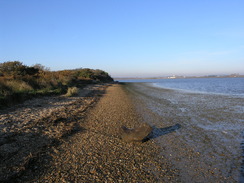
[
  {"left": 121, "top": 78, "right": 244, "bottom": 182},
  {"left": 119, "top": 77, "right": 244, "bottom": 96}
]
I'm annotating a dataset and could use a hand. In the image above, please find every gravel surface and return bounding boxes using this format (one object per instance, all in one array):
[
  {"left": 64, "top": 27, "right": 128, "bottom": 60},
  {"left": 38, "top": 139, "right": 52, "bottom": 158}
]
[{"left": 0, "top": 84, "right": 180, "bottom": 182}]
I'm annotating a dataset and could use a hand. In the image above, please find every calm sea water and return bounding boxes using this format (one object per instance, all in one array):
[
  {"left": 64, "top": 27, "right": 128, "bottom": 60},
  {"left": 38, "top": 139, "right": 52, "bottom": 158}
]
[{"left": 118, "top": 77, "right": 244, "bottom": 96}]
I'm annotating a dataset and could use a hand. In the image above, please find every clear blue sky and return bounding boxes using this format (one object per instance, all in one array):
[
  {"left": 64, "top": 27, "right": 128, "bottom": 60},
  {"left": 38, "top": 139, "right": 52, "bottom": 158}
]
[{"left": 1, "top": 0, "right": 244, "bottom": 77}]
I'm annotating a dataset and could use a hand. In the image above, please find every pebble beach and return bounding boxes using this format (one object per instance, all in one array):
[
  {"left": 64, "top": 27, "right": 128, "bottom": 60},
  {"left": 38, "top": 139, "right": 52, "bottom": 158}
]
[
  {"left": 0, "top": 83, "right": 179, "bottom": 182},
  {"left": 1, "top": 82, "right": 243, "bottom": 182}
]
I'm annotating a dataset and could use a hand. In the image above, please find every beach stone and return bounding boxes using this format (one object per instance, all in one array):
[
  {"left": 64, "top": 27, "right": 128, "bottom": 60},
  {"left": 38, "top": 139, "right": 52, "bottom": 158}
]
[{"left": 120, "top": 123, "right": 152, "bottom": 142}]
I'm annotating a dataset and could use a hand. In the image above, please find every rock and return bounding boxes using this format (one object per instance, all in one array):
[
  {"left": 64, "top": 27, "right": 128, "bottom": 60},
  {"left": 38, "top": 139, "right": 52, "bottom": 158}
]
[{"left": 120, "top": 123, "right": 152, "bottom": 142}]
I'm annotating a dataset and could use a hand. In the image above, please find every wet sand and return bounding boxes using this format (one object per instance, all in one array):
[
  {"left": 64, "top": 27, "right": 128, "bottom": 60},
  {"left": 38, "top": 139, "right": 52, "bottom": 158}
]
[{"left": 124, "top": 82, "right": 244, "bottom": 182}]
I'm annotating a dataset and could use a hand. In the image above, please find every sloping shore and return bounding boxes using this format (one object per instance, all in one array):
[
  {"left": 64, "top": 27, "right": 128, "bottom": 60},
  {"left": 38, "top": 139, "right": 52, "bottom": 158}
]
[
  {"left": 124, "top": 82, "right": 244, "bottom": 182},
  {"left": 0, "top": 84, "right": 179, "bottom": 182}
]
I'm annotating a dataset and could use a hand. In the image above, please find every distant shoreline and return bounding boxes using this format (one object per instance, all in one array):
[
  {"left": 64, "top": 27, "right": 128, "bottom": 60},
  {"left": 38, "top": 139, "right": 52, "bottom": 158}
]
[{"left": 115, "top": 75, "right": 244, "bottom": 80}]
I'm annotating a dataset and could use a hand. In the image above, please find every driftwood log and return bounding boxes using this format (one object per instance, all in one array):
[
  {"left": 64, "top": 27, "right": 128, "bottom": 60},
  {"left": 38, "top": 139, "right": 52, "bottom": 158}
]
[{"left": 120, "top": 123, "right": 152, "bottom": 142}]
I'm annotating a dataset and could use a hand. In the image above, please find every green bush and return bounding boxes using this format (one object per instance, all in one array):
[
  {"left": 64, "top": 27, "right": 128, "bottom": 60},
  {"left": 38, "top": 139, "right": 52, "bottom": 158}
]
[
  {"left": 76, "top": 68, "right": 113, "bottom": 82},
  {"left": 77, "top": 69, "right": 94, "bottom": 79}
]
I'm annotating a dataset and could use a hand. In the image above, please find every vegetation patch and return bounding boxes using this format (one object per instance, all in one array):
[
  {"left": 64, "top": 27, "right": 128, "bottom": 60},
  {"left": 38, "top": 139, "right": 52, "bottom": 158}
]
[
  {"left": 0, "top": 61, "right": 113, "bottom": 108},
  {"left": 66, "top": 87, "right": 79, "bottom": 97}
]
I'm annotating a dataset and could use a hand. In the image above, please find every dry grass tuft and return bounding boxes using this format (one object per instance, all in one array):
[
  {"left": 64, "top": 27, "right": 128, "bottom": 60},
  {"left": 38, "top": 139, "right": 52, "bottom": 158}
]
[
  {"left": 5, "top": 80, "right": 33, "bottom": 92},
  {"left": 66, "top": 87, "right": 79, "bottom": 97}
]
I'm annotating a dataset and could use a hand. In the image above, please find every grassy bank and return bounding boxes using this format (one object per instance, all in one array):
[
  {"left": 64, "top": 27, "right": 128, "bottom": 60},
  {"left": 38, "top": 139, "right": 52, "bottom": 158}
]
[{"left": 0, "top": 61, "right": 113, "bottom": 108}]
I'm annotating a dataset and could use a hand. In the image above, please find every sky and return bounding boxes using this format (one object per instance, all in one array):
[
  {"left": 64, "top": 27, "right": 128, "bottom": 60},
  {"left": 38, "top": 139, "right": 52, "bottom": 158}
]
[{"left": 0, "top": 0, "right": 244, "bottom": 77}]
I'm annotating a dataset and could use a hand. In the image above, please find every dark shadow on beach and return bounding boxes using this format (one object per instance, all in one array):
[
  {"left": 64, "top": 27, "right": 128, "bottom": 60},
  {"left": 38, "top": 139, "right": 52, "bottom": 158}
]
[
  {"left": 0, "top": 126, "right": 86, "bottom": 182},
  {"left": 0, "top": 131, "right": 55, "bottom": 182},
  {"left": 143, "top": 124, "right": 181, "bottom": 142}
]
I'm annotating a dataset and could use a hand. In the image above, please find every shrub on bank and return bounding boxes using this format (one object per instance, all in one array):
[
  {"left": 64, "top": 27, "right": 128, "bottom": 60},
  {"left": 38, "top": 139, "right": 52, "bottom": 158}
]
[
  {"left": 0, "top": 61, "right": 39, "bottom": 77},
  {"left": 76, "top": 68, "right": 113, "bottom": 82},
  {"left": 0, "top": 61, "right": 113, "bottom": 108},
  {"left": 0, "top": 78, "right": 10, "bottom": 96}
]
